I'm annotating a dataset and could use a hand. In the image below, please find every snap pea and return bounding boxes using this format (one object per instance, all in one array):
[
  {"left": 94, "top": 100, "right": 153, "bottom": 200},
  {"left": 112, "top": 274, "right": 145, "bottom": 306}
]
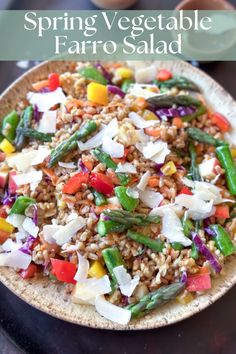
[
  {"left": 216, "top": 144, "right": 236, "bottom": 196},
  {"left": 97, "top": 220, "right": 126, "bottom": 237},
  {"left": 91, "top": 189, "right": 107, "bottom": 206},
  {"left": 121, "top": 79, "right": 134, "bottom": 93},
  {"left": 1, "top": 110, "right": 20, "bottom": 143},
  {"left": 78, "top": 66, "right": 107, "bottom": 85},
  {"left": 210, "top": 224, "right": 235, "bottom": 256},
  {"left": 115, "top": 186, "right": 139, "bottom": 212},
  {"left": 127, "top": 230, "right": 164, "bottom": 252},
  {"left": 102, "top": 247, "right": 124, "bottom": 285},
  {"left": 172, "top": 242, "right": 183, "bottom": 251},
  {"left": 10, "top": 196, "right": 35, "bottom": 215}
]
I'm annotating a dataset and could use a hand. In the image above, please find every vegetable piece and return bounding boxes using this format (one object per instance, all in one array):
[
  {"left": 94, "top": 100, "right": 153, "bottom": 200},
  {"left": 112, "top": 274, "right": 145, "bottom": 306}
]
[
  {"left": 189, "top": 142, "right": 201, "bottom": 181},
  {"left": 0, "top": 139, "right": 15, "bottom": 154},
  {"left": 94, "top": 204, "right": 120, "bottom": 215},
  {"left": 121, "top": 79, "right": 134, "bottom": 93},
  {"left": 210, "top": 112, "right": 231, "bottom": 133},
  {"left": 210, "top": 224, "right": 235, "bottom": 256},
  {"left": 63, "top": 171, "right": 89, "bottom": 194},
  {"left": 115, "top": 67, "right": 133, "bottom": 80},
  {"left": 48, "top": 120, "right": 97, "bottom": 167},
  {"left": 160, "top": 161, "right": 177, "bottom": 176},
  {"left": 147, "top": 94, "right": 202, "bottom": 108},
  {"left": 172, "top": 117, "right": 184, "bottom": 128},
  {"left": 214, "top": 205, "right": 230, "bottom": 219},
  {"left": 0, "top": 171, "right": 8, "bottom": 189},
  {"left": 51, "top": 258, "right": 77, "bottom": 284},
  {"left": 154, "top": 76, "right": 200, "bottom": 91},
  {"left": 16, "top": 128, "right": 53, "bottom": 142},
  {"left": 107, "top": 85, "right": 125, "bottom": 98},
  {"left": 102, "top": 247, "right": 124, "bottom": 285},
  {"left": 126, "top": 282, "right": 185, "bottom": 319},
  {"left": 182, "top": 217, "right": 194, "bottom": 237},
  {"left": 187, "top": 272, "right": 211, "bottom": 292},
  {"left": 176, "top": 291, "right": 194, "bottom": 304},
  {"left": 19, "top": 263, "right": 38, "bottom": 279},
  {"left": 95, "top": 295, "right": 131, "bottom": 325},
  {"left": 181, "top": 105, "right": 206, "bottom": 122},
  {"left": 92, "top": 189, "right": 107, "bottom": 206},
  {"left": 10, "top": 196, "right": 35, "bottom": 215},
  {"left": 14, "top": 106, "right": 33, "bottom": 150},
  {"left": 1, "top": 110, "right": 20, "bottom": 143},
  {"left": 0, "top": 217, "right": 14, "bottom": 233},
  {"left": 79, "top": 66, "right": 107, "bottom": 85},
  {"left": 187, "top": 127, "right": 225, "bottom": 146},
  {"left": 103, "top": 209, "right": 160, "bottom": 227},
  {"left": 88, "top": 260, "right": 107, "bottom": 278},
  {"left": 87, "top": 82, "right": 108, "bottom": 105},
  {"left": 143, "top": 109, "right": 158, "bottom": 121},
  {"left": 0, "top": 230, "right": 11, "bottom": 244},
  {"left": 115, "top": 186, "right": 139, "bottom": 212},
  {"left": 90, "top": 172, "right": 114, "bottom": 196},
  {"left": 132, "top": 97, "right": 148, "bottom": 111},
  {"left": 32, "top": 79, "right": 49, "bottom": 91},
  {"left": 92, "top": 148, "right": 130, "bottom": 186},
  {"left": 191, "top": 232, "right": 222, "bottom": 273},
  {"left": 97, "top": 220, "right": 126, "bottom": 236},
  {"left": 156, "top": 69, "right": 172, "bottom": 81},
  {"left": 216, "top": 144, "right": 236, "bottom": 196},
  {"left": 172, "top": 242, "right": 183, "bottom": 250},
  {"left": 127, "top": 230, "right": 164, "bottom": 252},
  {"left": 144, "top": 127, "right": 160, "bottom": 137},
  {"left": 179, "top": 186, "right": 193, "bottom": 195},
  {"left": 48, "top": 73, "right": 60, "bottom": 91}
]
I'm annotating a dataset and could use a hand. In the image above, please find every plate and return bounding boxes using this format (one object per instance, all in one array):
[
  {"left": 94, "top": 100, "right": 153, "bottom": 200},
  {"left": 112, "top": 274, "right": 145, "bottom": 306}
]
[{"left": 0, "top": 60, "right": 236, "bottom": 330}]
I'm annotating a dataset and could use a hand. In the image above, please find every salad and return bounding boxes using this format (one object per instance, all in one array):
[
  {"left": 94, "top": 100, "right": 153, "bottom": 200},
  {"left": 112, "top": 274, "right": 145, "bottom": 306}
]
[{"left": 0, "top": 62, "right": 235, "bottom": 325}]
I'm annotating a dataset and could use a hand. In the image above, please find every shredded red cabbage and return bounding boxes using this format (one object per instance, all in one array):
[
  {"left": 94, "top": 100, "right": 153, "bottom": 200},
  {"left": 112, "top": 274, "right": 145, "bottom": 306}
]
[
  {"left": 33, "top": 104, "right": 40, "bottom": 122},
  {"left": 33, "top": 205, "right": 38, "bottom": 226},
  {"left": 78, "top": 160, "right": 89, "bottom": 172},
  {"left": 39, "top": 86, "right": 50, "bottom": 93},
  {"left": 156, "top": 106, "right": 196, "bottom": 120},
  {"left": 20, "top": 235, "right": 36, "bottom": 255},
  {"left": 2, "top": 192, "right": 17, "bottom": 206},
  {"left": 192, "top": 232, "right": 222, "bottom": 273},
  {"left": 181, "top": 271, "right": 188, "bottom": 283},
  {"left": 94, "top": 63, "right": 112, "bottom": 83},
  {"left": 108, "top": 85, "right": 125, "bottom": 98},
  {"left": 154, "top": 163, "right": 164, "bottom": 176},
  {"left": 204, "top": 227, "right": 216, "bottom": 237}
]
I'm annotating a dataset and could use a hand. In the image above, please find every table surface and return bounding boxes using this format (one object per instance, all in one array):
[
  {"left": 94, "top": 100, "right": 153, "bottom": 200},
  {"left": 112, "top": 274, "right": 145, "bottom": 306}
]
[{"left": 1, "top": 1, "right": 236, "bottom": 353}]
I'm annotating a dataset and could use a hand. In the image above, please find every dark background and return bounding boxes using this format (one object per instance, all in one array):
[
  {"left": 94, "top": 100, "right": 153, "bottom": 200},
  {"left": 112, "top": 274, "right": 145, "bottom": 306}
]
[{"left": 1, "top": 1, "right": 236, "bottom": 353}]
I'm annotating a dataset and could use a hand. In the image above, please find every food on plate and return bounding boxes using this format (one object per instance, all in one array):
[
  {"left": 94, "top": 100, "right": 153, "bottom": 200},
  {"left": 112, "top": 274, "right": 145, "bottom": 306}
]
[{"left": 0, "top": 62, "right": 235, "bottom": 325}]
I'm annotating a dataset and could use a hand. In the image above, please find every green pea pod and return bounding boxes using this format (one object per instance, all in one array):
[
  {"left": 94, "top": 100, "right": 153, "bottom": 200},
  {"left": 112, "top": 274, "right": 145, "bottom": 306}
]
[
  {"left": 102, "top": 247, "right": 124, "bottom": 286},
  {"left": 115, "top": 186, "right": 139, "bottom": 212},
  {"left": 1, "top": 110, "right": 20, "bottom": 143},
  {"left": 127, "top": 230, "right": 164, "bottom": 252},
  {"left": 97, "top": 220, "right": 126, "bottom": 237},
  {"left": 79, "top": 66, "right": 107, "bottom": 85},
  {"left": 216, "top": 145, "right": 236, "bottom": 196},
  {"left": 211, "top": 224, "right": 235, "bottom": 256},
  {"left": 121, "top": 79, "right": 134, "bottom": 93},
  {"left": 172, "top": 242, "right": 183, "bottom": 251},
  {"left": 92, "top": 189, "right": 107, "bottom": 206},
  {"left": 10, "top": 196, "right": 35, "bottom": 215}
]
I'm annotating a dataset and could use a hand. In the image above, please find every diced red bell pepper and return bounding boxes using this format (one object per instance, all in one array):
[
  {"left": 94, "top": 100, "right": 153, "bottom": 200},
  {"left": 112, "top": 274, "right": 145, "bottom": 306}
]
[
  {"left": 63, "top": 171, "right": 89, "bottom": 194},
  {"left": 157, "top": 69, "right": 172, "bottom": 81},
  {"left": 51, "top": 258, "right": 77, "bottom": 284},
  {"left": 0, "top": 206, "right": 8, "bottom": 219},
  {"left": 8, "top": 171, "right": 18, "bottom": 194},
  {"left": 214, "top": 204, "right": 230, "bottom": 219},
  {"left": 187, "top": 272, "right": 211, "bottom": 292},
  {"left": 0, "top": 230, "right": 10, "bottom": 244},
  {"left": 179, "top": 186, "right": 193, "bottom": 196},
  {"left": 89, "top": 172, "right": 114, "bottom": 196},
  {"left": 48, "top": 73, "right": 60, "bottom": 91},
  {"left": 210, "top": 112, "right": 231, "bottom": 133},
  {"left": 19, "top": 263, "right": 38, "bottom": 279}
]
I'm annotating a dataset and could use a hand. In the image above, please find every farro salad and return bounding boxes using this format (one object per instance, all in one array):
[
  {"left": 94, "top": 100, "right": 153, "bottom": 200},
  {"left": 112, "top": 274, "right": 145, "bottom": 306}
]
[{"left": 0, "top": 61, "right": 236, "bottom": 325}]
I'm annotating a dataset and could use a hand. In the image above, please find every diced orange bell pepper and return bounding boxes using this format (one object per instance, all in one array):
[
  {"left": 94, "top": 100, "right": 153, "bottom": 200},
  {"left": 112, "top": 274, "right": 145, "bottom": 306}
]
[
  {"left": 87, "top": 82, "right": 108, "bottom": 105},
  {"left": 173, "top": 117, "right": 184, "bottom": 129},
  {"left": 0, "top": 230, "right": 10, "bottom": 244},
  {"left": 148, "top": 176, "right": 159, "bottom": 188},
  {"left": 94, "top": 204, "right": 120, "bottom": 215},
  {"left": 209, "top": 112, "right": 231, "bottom": 133},
  {"left": 144, "top": 127, "right": 161, "bottom": 137},
  {"left": 157, "top": 69, "right": 172, "bottom": 81},
  {"left": 32, "top": 79, "right": 49, "bottom": 91},
  {"left": 214, "top": 204, "right": 230, "bottom": 219},
  {"left": 132, "top": 97, "right": 148, "bottom": 111}
]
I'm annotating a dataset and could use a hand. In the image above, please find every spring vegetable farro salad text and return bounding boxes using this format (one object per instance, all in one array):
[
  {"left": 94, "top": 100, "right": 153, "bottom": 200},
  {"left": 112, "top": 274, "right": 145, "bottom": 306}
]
[{"left": 0, "top": 62, "right": 236, "bottom": 325}]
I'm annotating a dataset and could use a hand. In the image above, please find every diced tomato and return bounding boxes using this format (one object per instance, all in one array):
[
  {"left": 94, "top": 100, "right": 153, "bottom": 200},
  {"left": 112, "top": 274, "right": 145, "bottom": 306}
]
[
  {"left": 179, "top": 186, "right": 193, "bottom": 196},
  {"left": 214, "top": 204, "right": 230, "bottom": 219},
  {"left": 187, "top": 272, "right": 211, "bottom": 292},
  {"left": 0, "top": 206, "right": 8, "bottom": 219},
  {"left": 89, "top": 172, "right": 114, "bottom": 196},
  {"left": 0, "top": 230, "right": 10, "bottom": 244},
  {"left": 8, "top": 171, "right": 18, "bottom": 194},
  {"left": 157, "top": 69, "right": 172, "bottom": 81},
  {"left": 63, "top": 172, "right": 89, "bottom": 194},
  {"left": 51, "top": 258, "right": 77, "bottom": 284},
  {"left": 19, "top": 263, "right": 38, "bottom": 279},
  {"left": 210, "top": 112, "right": 231, "bottom": 133},
  {"left": 48, "top": 73, "right": 60, "bottom": 91}
]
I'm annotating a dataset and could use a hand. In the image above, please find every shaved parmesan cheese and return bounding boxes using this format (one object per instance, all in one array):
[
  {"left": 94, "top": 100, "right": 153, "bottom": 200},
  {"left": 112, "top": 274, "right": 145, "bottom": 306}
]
[
  {"left": 150, "top": 203, "right": 183, "bottom": 217},
  {"left": 31, "top": 147, "right": 51, "bottom": 166},
  {"left": 7, "top": 150, "right": 37, "bottom": 172},
  {"left": 162, "top": 208, "right": 192, "bottom": 246},
  {"left": 78, "top": 118, "right": 118, "bottom": 151},
  {"left": 0, "top": 250, "right": 31, "bottom": 269},
  {"left": 137, "top": 171, "right": 151, "bottom": 191},
  {"left": 113, "top": 265, "right": 140, "bottom": 297},
  {"left": 139, "top": 189, "right": 163, "bottom": 209},
  {"left": 126, "top": 187, "right": 139, "bottom": 199},
  {"left": 129, "top": 112, "right": 158, "bottom": 129},
  {"left": 116, "top": 162, "right": 137, "bottom": 174},
  {"left": 199, "top": 158, "right": 220, "bottom": 179},
  {"left": 2, "top": 239, "right": 21, "bottom": 252},
  {"left": 53, "top": 217, "right": 86, "bottom": 245},
  {"left": 107, "top": 196, "right": 121, "bottom": 206},
  {"left": 13, "top": 170, "right": 43, "bottom": 186},
  {"left": 74, "top": 252, "right": 89, "bottom": 282},
  {"left": 42, "top": 224, "right": 63, "bottom": 244},
  {"left": 38, "top": 110, "right": 57, "bottom": 133},
  {"left": 95, "top": 295, "right": 131, "bottom": 325},
  {"left": 58, "top": 161, "right": 76, "bottom": 169},
  {"left": 135, "top": 65, "right": 157, "bottom": 83},
  {"left": 175, "top": 194, "right": 215, "bottom": 220},
  {"left": 22, "top": 217, "right": 39, "bottom": 238},
  {"left": 102, "top": 136, "right": 124, "bottom": 158},
  {"left": 27, "top": 87, "right": 66, "bottom": 112},
  {"left": 6, "top": 214, "right": 26, "bottom": 231},
  {"left": 15, "top": 230, "right": 28, "bottom": 243},
  {"left": 136, "top": 141, "right": 170, "bottom": 164}
]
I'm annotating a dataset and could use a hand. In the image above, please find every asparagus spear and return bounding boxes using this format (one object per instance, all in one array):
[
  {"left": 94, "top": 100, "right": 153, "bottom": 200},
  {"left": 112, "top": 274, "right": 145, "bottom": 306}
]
[
  {"left": 154, "top": 76, "right": 200, "bottom": 92},
  {"left": 92, "top": 189, "right": 107, "bottom": 206},
  {"left": 97, "top": 220, "right": 126, "bottom": 236},
  {"left": 182, "top": 105, "right": 206, "bottom": 122},
  {"left": 189, "top": 142, "right": 201, "bottom": 181},
  {"left": 16, "top": 128, "right": 53, "bottom": 142},
  {"left": 127, "top": 230, "right": 164, "bottom": 252},
  {"left": 103, "top": 210, "right": 161, "bottom": 226},
  {"left": 126, "top": 282, "right": 185, "bottom": 319},
  {"left": 216, "top": 144, "right": 236, "bottom": 195},
  {"left": 14, "top": 105, "right": 33, "bottom": 150},
  {"left": 147, "top": 95, "right": 202, "bottom": 108},
  {"left": 48, "top": 120, "right": 97, "bottom": 167},
  {"left": 92, "top": 148, "right": 130, "bottom": 185},
  {"left": 187, "top": 127, "right": 226, "bottom": 147}
]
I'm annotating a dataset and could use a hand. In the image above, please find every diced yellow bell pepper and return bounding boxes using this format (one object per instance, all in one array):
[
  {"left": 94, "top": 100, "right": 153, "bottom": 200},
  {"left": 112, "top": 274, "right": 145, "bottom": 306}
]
[
  {"left": 231, "top": 148, "right": 236, "bottom": 158},
  {"left": 88, "top": 260, "right": 107, "bottom": 278},
  {"left": 115, "top": 67, "right": 133, "bottom": 80},
  {"left": 0, "top": 139, "right": 15, "bottom": 155},
  {"left": 161, "top": 161, "right": 177, "bottom": 176},
  {"left": 87, "top": 82, "right": 108, "bottom": 105},
  {"left": 176, "top": 291, "right": 194, "bottom": 305},
  {"left": 143, "top": 109, "right": 158, "bottom": 121},
  {"left": 0, "top": 217, "right": 14, "bottom": 233}
]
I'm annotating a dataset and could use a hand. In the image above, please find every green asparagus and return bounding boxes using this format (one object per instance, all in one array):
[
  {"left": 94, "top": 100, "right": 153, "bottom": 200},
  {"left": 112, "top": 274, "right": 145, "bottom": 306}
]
[
  {"left": 121, "top": 79, "right": 134, "bottom": 93},
  {"left": 127, "top": 230, "right": 164, "bottom": 252},
  {"left": 103, "top": 210, "right": 160, "bottom": 227},
  {"left": 147, "top": 94, "right": 202, "bottom": 108},
  {"left": 216, "top": 144, "right": 236, "bottom": 195},
  {"left": 17, "top": 128, "right": 53, "bottom": 142},
  {"left": 126, "top": 282, "right": 185, "bottom": 318},
  {"left": 153, "top": 76, "right": 200, "bottom": 92},
  {"left": 189, "top": 142, "right": 201, "bottom": 181},
  {"left": 97, "top": 220, "right": 126, "bottom": 236},
  {"left": 182, "top": 105, "right": 206, "bottom": 122},
  {"left": 187, "top": 127, "right": 226, "bottom": 147},
  {"left": 48, "top": 120, "right": 97, "bottom": 167},
  {"left": 92, "top": 189, "right": 107, "bottom": 206},
  {"left": 14, "top": 106, "right": 33, "bottom": 150}
]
